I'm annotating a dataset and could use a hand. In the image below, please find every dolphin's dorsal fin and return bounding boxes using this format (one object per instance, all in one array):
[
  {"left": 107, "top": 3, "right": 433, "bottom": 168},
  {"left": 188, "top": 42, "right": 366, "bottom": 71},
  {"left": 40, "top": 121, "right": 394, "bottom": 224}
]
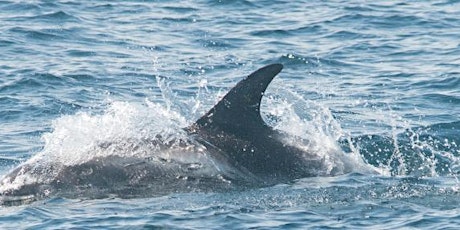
[{"left": 191, "top": 64, "right": 283, "bottom": 134}]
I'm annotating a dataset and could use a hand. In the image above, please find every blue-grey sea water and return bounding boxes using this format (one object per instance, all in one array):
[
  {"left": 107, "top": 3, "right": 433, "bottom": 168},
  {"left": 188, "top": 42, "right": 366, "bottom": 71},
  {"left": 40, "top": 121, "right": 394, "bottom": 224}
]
[{"left": 1, "top": 0, "right": 460, "bottom": 229}]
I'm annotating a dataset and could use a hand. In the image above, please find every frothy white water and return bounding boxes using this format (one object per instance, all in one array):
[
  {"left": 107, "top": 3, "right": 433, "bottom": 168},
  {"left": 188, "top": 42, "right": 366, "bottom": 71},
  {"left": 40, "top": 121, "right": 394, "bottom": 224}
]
[
  {"left": 38, "top": 100, "right": 187, "bottom": 164},
  {"left": 263, "top": 88, "right": 385, "bottom": 176}
]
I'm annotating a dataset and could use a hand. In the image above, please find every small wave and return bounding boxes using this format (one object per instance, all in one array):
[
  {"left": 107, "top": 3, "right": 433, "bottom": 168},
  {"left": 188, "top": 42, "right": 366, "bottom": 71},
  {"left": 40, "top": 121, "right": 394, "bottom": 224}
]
[
  {"left": 420, "top": 93, "right": 460, "bottom": 104},
  {"left": 410, "top": 75, "right": 460, "bottom": 90},
  {"left": 62, "top": 73, "right": 97, "bottom": 82},
  {"left": 65, "top": 49, "right": 96, "bottom": 58},
  {"left": 0, "top": 72, "right": 72, "bottom": 94},
  {"left": 0, "top": 96, "right": 20, "bottom": 105},
  {"left": 0, "top": 2, "right": 40, "bottom": 12},
  {"left": 250, "top": 29, "right": 292, "bottom": 37},
  {"left": 322, "top": 30, "right": 377, "bottom": 40},
  {"left": 0, "top": 39, "right": 15, "bottom": 48},
  {"left": 0, "top": 110, "right": 23, "bottom": 122},
  {"left": 163, "top": 6, "right": 198, "bottom": 13},
  {"left": 327, "top": 13, "right": 430, "bottom": 29},
  {"left": 8, "top": 27, "right": 65, "bottom": 41},
  {"left": 0, "top": 78, "right": 44, "bottom": 93},
  {"left": 27, "top": 11, "right": 80, "bottom": 22}
]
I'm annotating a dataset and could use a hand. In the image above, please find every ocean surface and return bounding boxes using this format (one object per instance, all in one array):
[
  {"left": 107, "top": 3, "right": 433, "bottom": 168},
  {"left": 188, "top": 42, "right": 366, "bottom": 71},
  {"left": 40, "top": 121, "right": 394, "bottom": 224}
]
[{"left": 1, "top": 0, "right": 460, "bottom": 229}]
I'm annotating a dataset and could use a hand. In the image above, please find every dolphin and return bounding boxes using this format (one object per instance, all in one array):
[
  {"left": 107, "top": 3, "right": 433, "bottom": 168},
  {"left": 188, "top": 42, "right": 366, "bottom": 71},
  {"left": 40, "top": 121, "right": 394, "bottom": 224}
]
[
  {"left": 186, "top": 64, "right": 326, "bottom": 182},
  {"left": 0, "top": 64, "right": 345, "bottom": 204}
]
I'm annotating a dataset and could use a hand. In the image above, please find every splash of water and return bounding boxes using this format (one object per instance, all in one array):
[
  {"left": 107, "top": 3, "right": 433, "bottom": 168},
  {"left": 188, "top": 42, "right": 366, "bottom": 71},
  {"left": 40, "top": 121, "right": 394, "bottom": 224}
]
[
  {"left": 345, "top": 104, "right": 460, "bottom": 178},
  {"left": 261, "top": 88, "right": 382, "bottom": 176}
]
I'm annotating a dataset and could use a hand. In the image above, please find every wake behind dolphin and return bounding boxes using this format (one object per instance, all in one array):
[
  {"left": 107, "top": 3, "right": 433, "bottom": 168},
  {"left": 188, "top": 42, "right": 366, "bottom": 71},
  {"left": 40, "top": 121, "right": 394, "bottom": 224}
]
[{"left": 0, "top": 64, "right": 370, "bottom": 205}]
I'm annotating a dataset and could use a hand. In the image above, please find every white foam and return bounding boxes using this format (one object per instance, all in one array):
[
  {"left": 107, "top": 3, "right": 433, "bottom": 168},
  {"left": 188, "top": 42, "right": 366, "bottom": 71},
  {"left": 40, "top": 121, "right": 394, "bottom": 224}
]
[
  {"left": 262, "top": 89, "right": 384, "bottom": 176},
  {"left": 32, "top": 100, "right": 187, "bottom": 165}
]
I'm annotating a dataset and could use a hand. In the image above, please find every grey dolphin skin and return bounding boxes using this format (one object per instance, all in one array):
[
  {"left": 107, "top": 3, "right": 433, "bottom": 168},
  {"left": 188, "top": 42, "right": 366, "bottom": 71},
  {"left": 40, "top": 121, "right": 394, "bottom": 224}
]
[{"left": 0, "top": 64, "right": 330, "bottom": 204}]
